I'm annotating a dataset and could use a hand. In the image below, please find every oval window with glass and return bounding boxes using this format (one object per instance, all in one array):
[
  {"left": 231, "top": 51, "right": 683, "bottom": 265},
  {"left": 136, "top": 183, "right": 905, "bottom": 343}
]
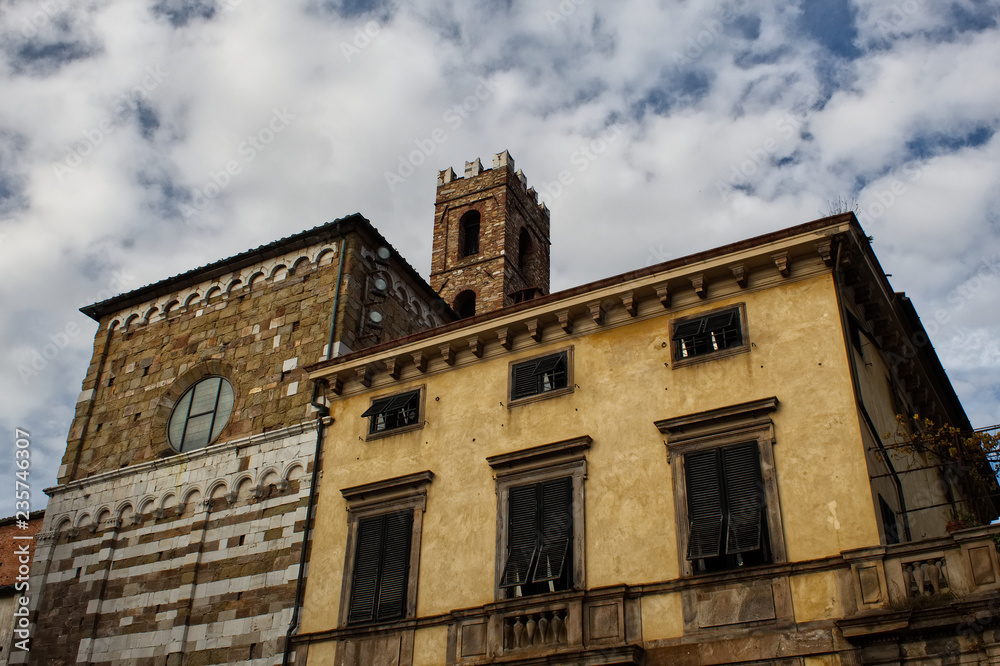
[{"left": 167, "top": 377, "right": 235, "bottom": 452}]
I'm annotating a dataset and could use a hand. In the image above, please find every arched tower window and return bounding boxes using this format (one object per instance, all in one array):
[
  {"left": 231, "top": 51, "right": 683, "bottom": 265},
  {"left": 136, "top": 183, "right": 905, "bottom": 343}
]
[
  {"left": 518, "top": 227, "right": 532, "bottom": 271},
  {"left": 453, "top": 290, "right": 476, "bottom": 319},
  {"left": 459, "top": 211, "right": 480, "bottom": 258}
]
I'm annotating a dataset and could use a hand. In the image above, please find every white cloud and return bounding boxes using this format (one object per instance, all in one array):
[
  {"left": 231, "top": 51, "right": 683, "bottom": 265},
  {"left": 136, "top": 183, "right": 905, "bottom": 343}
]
[{"left": 2, "top": 0, "right": 999, "bottom": 515}]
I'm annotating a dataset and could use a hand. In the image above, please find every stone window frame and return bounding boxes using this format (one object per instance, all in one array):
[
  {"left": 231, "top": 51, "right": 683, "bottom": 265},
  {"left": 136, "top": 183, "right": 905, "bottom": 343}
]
[
  {"left": 167, "top": 375, "right": 235, "bottom": 453},
  {"left": 150, "top": 361, "right": 235, "bottom": 457},
  {"left": 670, "top": 302, "right": 750, "bottom": 369},
  {"left": 506, "top": 346, "right": 575, "bottom": 409},
  {"left": 655, "top": 397, "right": 786, "bottom": 578},
  {"left": 338, "top": 470, "right": 434, "bottom": 628},
  {"left": 363, "top": 385, "right": 426, "bottom": 441},
  {"left": 487, "top": 436, "right": 590, "bottom": 600}
]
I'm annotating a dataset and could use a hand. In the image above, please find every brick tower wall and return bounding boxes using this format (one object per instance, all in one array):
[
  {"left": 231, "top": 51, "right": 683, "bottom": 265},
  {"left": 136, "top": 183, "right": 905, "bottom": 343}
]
[{"left": 430, "top": 151, "right": 550, "bottom": 315}]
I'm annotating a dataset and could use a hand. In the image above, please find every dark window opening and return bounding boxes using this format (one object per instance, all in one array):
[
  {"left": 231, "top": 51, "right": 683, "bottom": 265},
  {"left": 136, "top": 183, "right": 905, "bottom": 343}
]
[
  {"left": 459, "top": 210, "right": 480, "bottom": 258},
  {"left": 511, "top": 352, "right": 568, "bottom": 401},
  {"left": 673, "top": 308, "right": 743, "bottom": 360},
  {"left": 880, "top": 494, "right": 900, "bottom": 545},
  {"left": 500, "top": 477, "right": 572, "bottom": 597},
  {"left": 509, "top": 287, "right": 541, "bottom": 304},
  {"left": 362, "top": 390, "right": 420, "bottom": 434},
  {"left": 518, "top": 228, "right": 532, "bottom": 271},
  {"left": 347, "top": 510, "right": 413, "bottom": 624},
  {"left": 453, "top": 290, "right": 476, "bottom": 319},
  {"left": 685, "top": 442, "right": 770, "bottom": 573}
]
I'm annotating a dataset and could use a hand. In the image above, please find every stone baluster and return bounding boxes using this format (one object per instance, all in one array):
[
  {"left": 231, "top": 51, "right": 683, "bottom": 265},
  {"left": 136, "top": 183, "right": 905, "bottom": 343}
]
[
  {"left": 537, "top": 613, "right": 550, "bottom": 644},
  {"left": 926, "top": 560, "right": 941, "bottom": 594},
  {"left": 912, "top": 561, "right": 926, "bottom": 595},
  {"left": 550, "top": 610, "right": 564, "bottom": 644}
]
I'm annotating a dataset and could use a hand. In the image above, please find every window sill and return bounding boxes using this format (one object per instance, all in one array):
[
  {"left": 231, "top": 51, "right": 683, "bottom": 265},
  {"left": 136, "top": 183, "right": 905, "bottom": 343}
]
[
  {"left": 671, "top": 343, "right": 749, "bottom": 370},
  {"left": 365, "top": 422, "right": 424, "bottom": 441},
  {"left": 507, "top": 385, "right": 574, "bottom": 409}
]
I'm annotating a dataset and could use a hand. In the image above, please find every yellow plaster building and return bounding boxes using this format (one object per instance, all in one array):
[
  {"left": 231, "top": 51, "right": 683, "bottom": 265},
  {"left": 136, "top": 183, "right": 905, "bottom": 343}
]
[{"left": 293, "top": 154, "right": 1000, "bottom": 665}]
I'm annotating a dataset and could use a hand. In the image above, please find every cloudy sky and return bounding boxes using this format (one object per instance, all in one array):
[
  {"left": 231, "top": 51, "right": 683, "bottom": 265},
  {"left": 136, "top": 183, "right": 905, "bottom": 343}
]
[{"left": 2, "top": 0, "right": 999, "bottom": 516}]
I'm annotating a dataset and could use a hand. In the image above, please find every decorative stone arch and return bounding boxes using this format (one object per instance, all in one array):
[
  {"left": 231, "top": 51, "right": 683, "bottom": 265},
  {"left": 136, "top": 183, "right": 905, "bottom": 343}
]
[
  {"left": 94, "top": 507, "right": 112, "bottom": 532},
  {"left": 291, "top": 255, "right": 312, "bottom": 275},
  {"left": 148, "top": 360, "right": 235, "bottom": 457},
  {"left": 183, "top": 291, "right": 201, "bottom": 309},
  {"left": 283, "top": 461, "right": 305, "bottom": 483},
  {"left": 234, "top": 475, "right": 256, "bottom": 503},
  {"left": 248, "top": 271, "right": 266, "bottom": 291},
  {"left": 54, "top": 516, "right": 72, "bottom": 533},
  {"left": 315, "top": 247, "right": 337, "bottom": 266},
  {"left": 225, "top": 278, "right": 243, "bottom": 296},
  {"left": 116, "top": 501, "right": 135, "bottom": 525},
  {"left": 270, "top": 264, "right": 288, "bottom": 281},
  {"left": 137, "top": 496, "right": 157, "bottom": 517},
  {"left": 108, "top": 318, "right": 121, "bottom": 331},
  {"left": 162, "top": 300, "right": 180, "bottom": 318},
  {"left": 123, "top": 313, "right": 139, "bottom": 331},
  {"left": 204, "top": 285, "right": 222, "bottom": 303},
  {"left": 141, "top": 306, "right": 158, "bottom": 324},
  {"left": 74, "top": 512, "right": 92, "bottom": 530},
  {"left": 182, "top": 487, "right": 204, "bottom": 515}
]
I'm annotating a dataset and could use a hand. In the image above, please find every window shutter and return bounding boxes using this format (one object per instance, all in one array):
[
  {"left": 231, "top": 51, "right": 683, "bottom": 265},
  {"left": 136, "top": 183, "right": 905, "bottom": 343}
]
[
  {"left": 672, "top": 319, "right": 704, "bottom": 341},
  {"left": 532, "top": 477, "right": 572, "bottom": 583},
  {"left": 685, "top": 450, "right": 724, "bottom": 560},
  {"left": 722, "top": 443, "right": 763, "bottom": 554},
  {"left": 375, "top": 511, "right": 412, "bottom": 621},
  {"left": 511, "top": 360, "right": 541, "bottom": 400},
  {"left": 347, "top": 516, "right": 384, "bottom": 624},
  {"left": 361, "top": 396, "right": 392, "bottom": 418},
  {"left": 500, "top": 484, "right": 539, "bottom": 587}
]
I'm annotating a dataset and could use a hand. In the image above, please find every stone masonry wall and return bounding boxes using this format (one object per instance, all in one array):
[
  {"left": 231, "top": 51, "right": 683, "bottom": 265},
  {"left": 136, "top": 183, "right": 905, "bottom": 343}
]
[
  {"left": 23, "top": 424, "right": 317, "bottom": 665},
  {"left": 61, "top": 229, "right": 446, "bottom": 484}
]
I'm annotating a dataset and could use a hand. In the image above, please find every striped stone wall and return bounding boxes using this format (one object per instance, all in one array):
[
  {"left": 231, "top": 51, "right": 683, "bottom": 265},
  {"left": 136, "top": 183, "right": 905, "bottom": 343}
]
[{"left": 20, "top": 422, "right": 319, "bottom": 665}]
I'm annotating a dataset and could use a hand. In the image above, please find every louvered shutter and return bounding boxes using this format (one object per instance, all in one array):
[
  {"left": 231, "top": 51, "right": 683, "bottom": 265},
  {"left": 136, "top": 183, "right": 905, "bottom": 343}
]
[
  {"left": 347, "top": 516, "right": 384, "bottom": 624},
  {"left": 722, "top": 443, "right": 763, "bottom": 554},
  {"left": 685, "top": 450, "right": 724, "bottom": 560},
  {"left": 500, "top": 484, "right": 539, "bottom": 587},
  {"left": 375, "top": 511, "right": 412, "bottom": 621},
  {"left": 532, "top": 477, "right": 572, "bottom": 583},
  {"left": 672, "top": 319, "right": 705, "bottom": 340},
  {"left": 511, "top": 360, "right": 541, "bottom": 400},
  {"left": 361, "top": 396, "right": 393, "bottom": 418}
]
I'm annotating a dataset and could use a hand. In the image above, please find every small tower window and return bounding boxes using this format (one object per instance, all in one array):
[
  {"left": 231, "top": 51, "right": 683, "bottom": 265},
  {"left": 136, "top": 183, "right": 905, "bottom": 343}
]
[
  {"left": 518, "top": 228, "right": 532, "bottom": 271},
  {"left": 459, "top": 211, "right": 480, "bottom": 258},
  {"left": 454, "top": 290, "right": 476, "bottom": 318}
]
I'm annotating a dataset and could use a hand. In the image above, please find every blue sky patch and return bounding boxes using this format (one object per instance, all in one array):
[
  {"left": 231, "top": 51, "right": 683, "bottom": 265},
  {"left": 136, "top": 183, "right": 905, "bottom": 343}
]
[
  {"left": 798, "top": 0, "right": 861, "bottom": 60},
  {"left": 906, "top": 125, "right": 996, "bottom": 160}
]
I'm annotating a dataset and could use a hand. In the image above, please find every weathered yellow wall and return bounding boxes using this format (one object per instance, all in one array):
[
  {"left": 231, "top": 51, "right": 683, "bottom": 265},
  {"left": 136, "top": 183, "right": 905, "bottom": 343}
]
[
  {"left": 790, "top": 571, "right": 842, "bottom": 622},
  {"left": 849, "top": 322, "right": 953, "bottom": 540},
  {"left": 302, "top": 273, "right": 882, "bottom": 645},
  {"left": 413, "top": 626, "right": 449, "bottom": 666},
  {"left": 640, "top": 592, "right": 684, "bottom": 641}
]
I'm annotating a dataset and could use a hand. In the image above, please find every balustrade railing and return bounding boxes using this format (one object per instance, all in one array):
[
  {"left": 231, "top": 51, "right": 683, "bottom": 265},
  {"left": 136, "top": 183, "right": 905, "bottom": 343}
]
[{"left": 503, "top": 608, "right": 568, "bottom": 650}]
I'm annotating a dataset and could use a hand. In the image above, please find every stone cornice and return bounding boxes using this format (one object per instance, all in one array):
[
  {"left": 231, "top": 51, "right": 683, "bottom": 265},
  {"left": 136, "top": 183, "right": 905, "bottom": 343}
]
[
  {"left": 309, "top": 216, "right": 856, "bottom": 397},
  {"left": 45, "top": 418, "right": 326, "bottom": 499}
]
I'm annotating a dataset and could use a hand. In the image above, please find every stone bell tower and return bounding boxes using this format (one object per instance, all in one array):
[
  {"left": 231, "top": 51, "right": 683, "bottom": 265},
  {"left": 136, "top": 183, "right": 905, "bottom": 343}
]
[{"left": 430, "top": 150, "right": 550, "bottom": 318}]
